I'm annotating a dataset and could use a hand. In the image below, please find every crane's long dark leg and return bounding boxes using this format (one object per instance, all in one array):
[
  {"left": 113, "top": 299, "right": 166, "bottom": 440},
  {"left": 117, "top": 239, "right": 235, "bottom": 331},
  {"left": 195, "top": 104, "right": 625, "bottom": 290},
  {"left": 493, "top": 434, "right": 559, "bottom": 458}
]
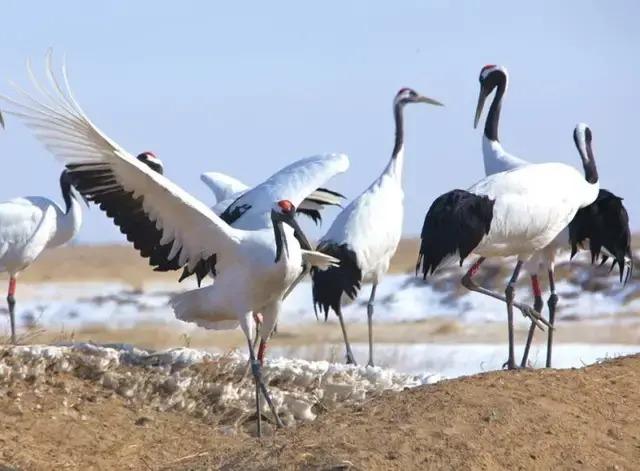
[
  {"left": 546, "top": 269, "right": 558, "bottom": 368},
  {"left": 246, "top": 338, "right": 284, "bottom": 437},
  {"left": 336, "top": 305, "right": 357, "bottom": 365},
  {"left": 461, "top": 258, "right": 550, "bottom": 331},
  {"left": 504, "top": 261, "right": 524, "bottom": 370},
  {"left": 7, "top": 277, "right": 16, "bottom": 344},
  {"left": 520, "top": 274, "right": 545, "bottom": 367},
  {"left": 366, "top": 283, "right": 378, "bottom": 367}
]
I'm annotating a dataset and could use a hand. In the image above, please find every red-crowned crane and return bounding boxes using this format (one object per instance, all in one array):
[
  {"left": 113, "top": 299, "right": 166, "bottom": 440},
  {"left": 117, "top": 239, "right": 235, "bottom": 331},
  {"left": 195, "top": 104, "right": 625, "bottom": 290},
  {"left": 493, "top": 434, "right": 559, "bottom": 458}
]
[
  {"left": 474, "top": 64, "right": 632, "bottom": 367},
  {"left": 416, "top": 126, "right": 600, "bottom": 368},
  {"left": 1, "top": 57, "right": 343, "bottom": 437},
  {"left": 312, "top": 87, "right": 443, "bottom": 366},
  {"left": 0, "top": 165, "right": 84, "bottom": 344},
  {"left": 187, "top": 155, "right": 350, "bottom": 362}
]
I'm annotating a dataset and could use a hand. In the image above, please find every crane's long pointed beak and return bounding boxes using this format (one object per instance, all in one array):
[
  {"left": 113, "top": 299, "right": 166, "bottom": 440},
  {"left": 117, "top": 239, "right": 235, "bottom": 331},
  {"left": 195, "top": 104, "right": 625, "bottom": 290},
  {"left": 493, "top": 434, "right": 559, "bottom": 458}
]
[
  {"left": 474, "top": 87, "right": 489, "bottom": 129},
  {"left": 417, "top": 95, "right": 444, "bottom": 106}
]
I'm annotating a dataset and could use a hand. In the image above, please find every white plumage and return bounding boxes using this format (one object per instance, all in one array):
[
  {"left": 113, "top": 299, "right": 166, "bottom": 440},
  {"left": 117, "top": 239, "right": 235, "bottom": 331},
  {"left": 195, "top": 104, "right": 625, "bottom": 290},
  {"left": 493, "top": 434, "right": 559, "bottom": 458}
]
[
  {"left": 201, "top": 154, "right": 348, "bottom": 229},
  {"left": 468, "top": 163, "right": 598, "bottom": 258},
  {"left": 200, "top": 172, "right": 249, "bottom": 206},
  {"left": 0, "top": 171, "right": 83, "bottom": 343},
  {"left": 418, "top": 163, "right": 599, "bottom": 369},
  {"left": 193, "top": 156, "right": 348, "bottom": 341},
  {"left": 312, "top": 87, "right": 443, "bottom": 366},
  {"left": 1, "top": 55, "right": 342, "bottom": 435}
]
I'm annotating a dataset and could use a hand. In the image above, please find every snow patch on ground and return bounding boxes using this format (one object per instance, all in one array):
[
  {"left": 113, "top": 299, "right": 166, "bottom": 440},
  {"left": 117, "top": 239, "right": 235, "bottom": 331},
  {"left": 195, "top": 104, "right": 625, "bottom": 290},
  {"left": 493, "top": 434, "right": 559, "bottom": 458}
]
[
  {"left": 268, "top": 342, "right": 640, "bottom": 378},
  {"left": 0, "top": 343, "right": 439, "bottom": 426},
  {"left": 5, "top": 268, "right": 640, "bottom": 333}
]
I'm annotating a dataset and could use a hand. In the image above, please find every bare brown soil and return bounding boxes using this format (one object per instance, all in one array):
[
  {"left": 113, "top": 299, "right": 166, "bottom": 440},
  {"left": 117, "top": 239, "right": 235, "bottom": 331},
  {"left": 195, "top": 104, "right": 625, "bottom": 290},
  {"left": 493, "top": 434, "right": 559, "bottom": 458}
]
[{"left": 2, "top": 354, "right": 640, "bottom": 470}]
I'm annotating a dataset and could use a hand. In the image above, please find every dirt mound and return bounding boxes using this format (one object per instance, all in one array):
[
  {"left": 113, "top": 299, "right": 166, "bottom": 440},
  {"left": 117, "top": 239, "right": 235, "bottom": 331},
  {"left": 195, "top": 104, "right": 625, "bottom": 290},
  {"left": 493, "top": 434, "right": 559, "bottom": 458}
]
[{"left": 2, "top": 351, "right": 640, "bottom": 470}]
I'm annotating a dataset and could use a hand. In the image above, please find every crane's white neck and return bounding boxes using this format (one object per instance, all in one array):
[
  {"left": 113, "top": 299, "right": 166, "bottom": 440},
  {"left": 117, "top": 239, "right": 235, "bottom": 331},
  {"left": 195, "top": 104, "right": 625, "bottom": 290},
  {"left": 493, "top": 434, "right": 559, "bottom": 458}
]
[{"left": 482, "top": 135, "right": 529, "bottom": 176}]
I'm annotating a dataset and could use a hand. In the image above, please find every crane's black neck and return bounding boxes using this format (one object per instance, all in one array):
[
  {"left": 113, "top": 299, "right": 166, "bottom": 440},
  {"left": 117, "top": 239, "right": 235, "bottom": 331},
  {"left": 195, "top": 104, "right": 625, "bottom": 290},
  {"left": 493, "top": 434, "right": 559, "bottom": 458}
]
[
  {"left": 60, "top": 172, "right": 74, "bottom": 214},
  {"left": 484, "top": 72, "right": 507, "bottom": 142},
  {"left": 574, "top": 131, "right": 599, "bottom": 184},
  {"left": 392, "top": 102, "right": 404, "bottom": 159}
]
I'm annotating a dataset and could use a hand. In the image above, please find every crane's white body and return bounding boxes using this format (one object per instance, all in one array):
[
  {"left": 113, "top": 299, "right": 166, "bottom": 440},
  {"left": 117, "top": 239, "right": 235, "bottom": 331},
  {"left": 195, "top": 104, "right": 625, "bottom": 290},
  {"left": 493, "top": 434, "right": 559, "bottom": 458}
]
[
  {"left": 0, "top": 58, "right": 339, "bottom": 344},
  {"left": 0, "top": 195, "right": 82, "bottom": 276},
  {"left": 482, "top": 135, "right": 569, "bottom": 267},
  {"left": 321, "top": 153, "right": 403, "bottom": 282},
  {"left": 172, "top": 224, "right": 303, "bottom": 334},
  {"left": 469, "top": 162, "right": 598, "bottom": 260}
]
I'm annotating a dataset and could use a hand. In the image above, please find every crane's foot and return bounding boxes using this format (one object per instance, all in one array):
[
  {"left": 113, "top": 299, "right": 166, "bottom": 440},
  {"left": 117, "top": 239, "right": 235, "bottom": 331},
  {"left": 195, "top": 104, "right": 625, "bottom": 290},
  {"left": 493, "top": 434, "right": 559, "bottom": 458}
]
[
  {"left": 501, "top": 359, "right": 523, "bottom": 370},
  {"left": 515, "top": 303, "right": 551, "bottom": 331}
]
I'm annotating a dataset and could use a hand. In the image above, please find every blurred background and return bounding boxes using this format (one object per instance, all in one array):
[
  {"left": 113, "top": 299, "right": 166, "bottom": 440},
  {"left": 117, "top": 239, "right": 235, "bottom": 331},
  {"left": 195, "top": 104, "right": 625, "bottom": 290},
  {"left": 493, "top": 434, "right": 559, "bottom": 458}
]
[{"left": 0, "top": 1, "right": 638, "bottom": 377}]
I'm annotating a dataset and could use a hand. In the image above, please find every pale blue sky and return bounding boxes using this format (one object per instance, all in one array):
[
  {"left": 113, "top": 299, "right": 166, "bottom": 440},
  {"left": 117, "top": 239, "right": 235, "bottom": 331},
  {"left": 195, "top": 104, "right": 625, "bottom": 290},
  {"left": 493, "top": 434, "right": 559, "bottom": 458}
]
[{"left": 0, "top": 1, "right": 638, "bottom": 243}]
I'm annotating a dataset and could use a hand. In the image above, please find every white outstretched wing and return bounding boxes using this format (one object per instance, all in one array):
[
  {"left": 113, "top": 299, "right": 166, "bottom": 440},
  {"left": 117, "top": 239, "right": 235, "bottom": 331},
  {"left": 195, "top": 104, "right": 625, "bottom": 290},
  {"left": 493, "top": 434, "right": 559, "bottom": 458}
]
[
  {"left": 1, "top": 56, "right": 243, "bottom": 274},
  {"left": 200, "top": 172, "right": 249, "bottom": 204},
  {"left": 219, "top": 153, "right": 349, "bottom": 230}
]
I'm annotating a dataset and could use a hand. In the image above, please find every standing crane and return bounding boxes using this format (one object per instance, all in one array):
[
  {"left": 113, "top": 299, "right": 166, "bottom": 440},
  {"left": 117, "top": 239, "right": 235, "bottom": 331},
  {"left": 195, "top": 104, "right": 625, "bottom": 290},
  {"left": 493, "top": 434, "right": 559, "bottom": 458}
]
[
  {"left": 312, "top": 87, "right": 443, "bottom": 366},
  {"left": 185, "top": 155, "right": 350, "bottom": 363},
  {"left": 0, "top": 166, "right": 84, "bottom": 344}
]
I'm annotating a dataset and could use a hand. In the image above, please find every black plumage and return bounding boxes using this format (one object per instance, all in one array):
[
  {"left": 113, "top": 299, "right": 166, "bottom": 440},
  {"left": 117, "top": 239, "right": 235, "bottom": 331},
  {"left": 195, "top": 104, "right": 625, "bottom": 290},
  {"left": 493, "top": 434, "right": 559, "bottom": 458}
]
[
  {"left": 417, "top": 189, "right": 495, "bottom": 277},
  {"left": 66, "top": 163, "right": 202, "bottom": 274},
  {"left": 296, "top": 188, "right": 345, "bottom": 225},
  {"left": 569, "top": 189, "right": 632, "bottom": 282},
  {"left": 296, "top": 208, "right": 322, "bottom": 224},
  {"left": 311, "top": 243, "right": 362, "bottom": 320}
]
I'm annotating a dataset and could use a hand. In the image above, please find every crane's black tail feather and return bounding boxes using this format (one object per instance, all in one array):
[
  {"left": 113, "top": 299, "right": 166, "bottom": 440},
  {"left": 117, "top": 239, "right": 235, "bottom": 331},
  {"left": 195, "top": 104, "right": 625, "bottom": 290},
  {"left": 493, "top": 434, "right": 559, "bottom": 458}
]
[
  {"left": 569, "top": 189, "right": 633, "bottom": 283},
  {"left": 311, "top": 243, "right": 362, "bottom": 320},
  {"left": 417, "top": 189, "right": 494, "bottom": 278}
]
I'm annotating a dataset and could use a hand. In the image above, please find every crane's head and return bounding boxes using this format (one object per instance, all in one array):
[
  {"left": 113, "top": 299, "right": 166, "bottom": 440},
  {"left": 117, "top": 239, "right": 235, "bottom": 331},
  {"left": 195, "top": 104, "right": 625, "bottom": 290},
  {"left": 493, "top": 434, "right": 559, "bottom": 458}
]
[
  {"left": 394, "top": 88, "right": 443, "bottom": 108},
  {"left": 137, "top": 151, "right": 164, "bottom": 175},
  {"left": 573, "top": 122, "right": 598, "bottom": 185},
  {"left": 474, "top": 64, "right": 509, "bottom": 128},
  {"left": 271, "top": 199, "right": 312, "bottom": 263},
  {"left": 573, "top": 123, "right": 593, "bottom": 157}
]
